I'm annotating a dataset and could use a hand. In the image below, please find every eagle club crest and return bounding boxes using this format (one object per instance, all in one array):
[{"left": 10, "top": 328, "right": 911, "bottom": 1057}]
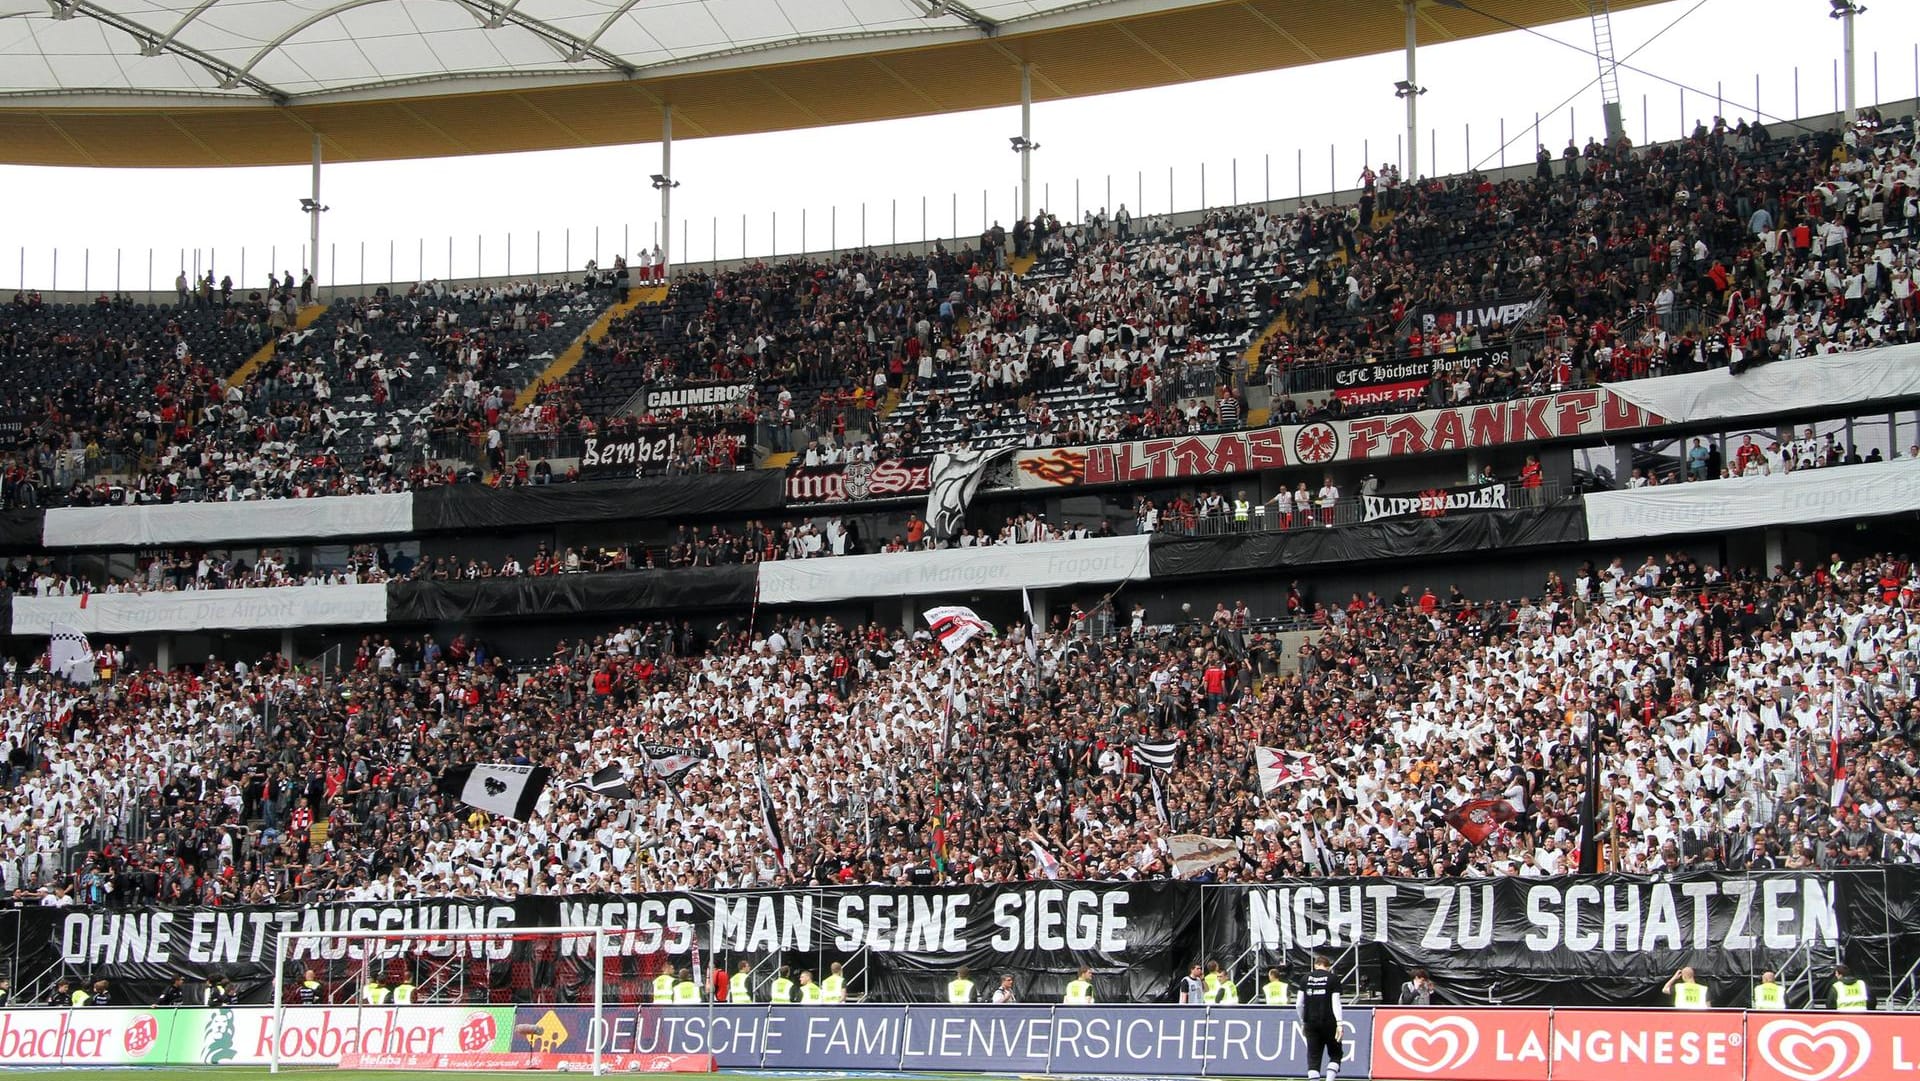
[
  {"left": 842, "top": 460, "right": 875, "bottom": 502},
  {"left": 1420, "top": 488, "right": 1449, "bottom": 517},
  {"left": 1293, "top": 421, "right": 1340, "bottom": 464},
  {"left": 484, "top": 777, "right": 508, "bottom": 796}
]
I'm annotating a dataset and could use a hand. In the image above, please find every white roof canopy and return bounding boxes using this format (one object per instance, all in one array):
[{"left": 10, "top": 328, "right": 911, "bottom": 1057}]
[{"left": 0, "top": 0, "right": 1133, "bottom": 105}]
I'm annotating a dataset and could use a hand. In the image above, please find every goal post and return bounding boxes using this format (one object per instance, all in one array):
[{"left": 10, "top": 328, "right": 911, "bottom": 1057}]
[{"left": 269, "top": 925, "right": 616, "bottom": 1074}]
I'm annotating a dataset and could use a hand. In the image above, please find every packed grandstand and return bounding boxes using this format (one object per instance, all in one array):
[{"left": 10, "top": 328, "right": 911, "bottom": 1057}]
[{"left": 2, "top": 56, "right": 1920, "bottom": 1048}]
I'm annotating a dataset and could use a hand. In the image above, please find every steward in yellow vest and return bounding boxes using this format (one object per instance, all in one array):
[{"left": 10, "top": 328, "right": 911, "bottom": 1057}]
[
  {"left": 1063, "top": 967, "right": 1095, "bottom": 1005},
  {"left": 948, "top": 967, "right": 974, "bottom": 1004},
  {"left": 1751, "top": 972, "right": 1785, "bottom": 1010}
]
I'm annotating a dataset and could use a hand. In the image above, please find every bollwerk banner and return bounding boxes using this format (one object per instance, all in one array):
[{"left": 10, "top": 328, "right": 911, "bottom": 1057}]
[{"left": 11, "top": 872, "right": 1911, "bottom": 1010}]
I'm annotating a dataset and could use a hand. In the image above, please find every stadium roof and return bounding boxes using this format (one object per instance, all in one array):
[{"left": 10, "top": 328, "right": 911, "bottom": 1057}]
[{"left": 0, "top": 0, "right": 1666, "bottom": 168}]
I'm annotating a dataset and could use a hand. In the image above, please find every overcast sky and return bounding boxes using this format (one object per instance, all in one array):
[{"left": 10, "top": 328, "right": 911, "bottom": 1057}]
[{"left": 5, "top": 0, "right": 1919, "bottom": 293}]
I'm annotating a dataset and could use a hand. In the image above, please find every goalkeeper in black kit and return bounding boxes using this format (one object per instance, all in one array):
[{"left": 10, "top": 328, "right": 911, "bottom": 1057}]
[{"left": 1296, "top": 954, "right": 1344, "bottom": 1080}]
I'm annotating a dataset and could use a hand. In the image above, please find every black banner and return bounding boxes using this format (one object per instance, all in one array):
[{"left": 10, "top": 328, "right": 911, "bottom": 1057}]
[
  {"left": 785, "top": 456, "right": 934, "bottom": 506},
  {"left": 1149, "top": 503, "right": 1587, "bottom": 578},
  {"left": 0, "top": 508, "right": 43, "bottom": 553},
  {"left": 1202, "top": 870, "right": 1905, "bottom": 1008},
  {"left": 577, "top": 426, "right": 753, "bottom": 479},
  {"left": 1331, "top": 346, "right": 1512, "bottom": 390},
  {"left": 637, "top": 382, "right": 755, "bottom": 414},
  {"left": 411, "top": 471, "right": 782, "bottom": 532},
  {"left": 386, "top": 565, "right": 756, "bottom": 623},
  {"left": 1419, "top": 293, "right": 1546, "bottom": 333},
  {"left": 9, "top": 872, "right": 1914, "bottom": 1008},
  {"left": 1361, "top": 482, "right": 1510, "bottom": 522}
]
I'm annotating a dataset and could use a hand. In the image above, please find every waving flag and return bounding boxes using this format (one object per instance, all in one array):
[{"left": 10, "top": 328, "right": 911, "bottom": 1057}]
[
  {"left": 49, "top": 623, "right": 95, "bottom": 685},
  {"left": 639, "top": 741, "right": 712, "bottom": 786},
  {"left": 1132, "top": 738, "right": 1180, "bottom": 771},
  {"left": 1027, "top": 835, "right": 1062, "bottom": 880},
  {"left": 1445, "top": 797, "right": 1518, "bottom": 845},
  {"left": 1165, "top": 834, "right": 1240, "bottom": 877},
  {"left": 924, "top": 606, "right": 995, "bottom": 653},
  {"left": 569, "top": 764, "right": 636, "bottom": 802},
  {"left": 754, "top": 758, "right": 790, "bottom": 872},
  {"left": 1254, "top": 747, "right": 1324, "bottom": 794},
  {"left": 434, "top": 763, "right": 552, "bottom": 821}
]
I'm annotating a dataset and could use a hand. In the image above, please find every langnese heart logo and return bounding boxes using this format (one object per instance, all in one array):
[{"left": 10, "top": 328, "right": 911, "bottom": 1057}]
[
  {"left": 1382, "top": 1014, "right": 1481, "bottom": 1074},
  {"left": 1756, "top": 1018, "right": 1872, "bottom": 1081}
]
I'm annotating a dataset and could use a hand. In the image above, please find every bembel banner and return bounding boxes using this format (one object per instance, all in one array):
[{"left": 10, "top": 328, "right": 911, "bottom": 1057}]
[
  {"left": 786, "top": 456, "right": 935, "bottom": 506},
  {"left": 1361, "top": 483, "right": 1510, "bottom": 522},
  {"left": 577, "top": 425, "right": 752, "bottom": 478}
]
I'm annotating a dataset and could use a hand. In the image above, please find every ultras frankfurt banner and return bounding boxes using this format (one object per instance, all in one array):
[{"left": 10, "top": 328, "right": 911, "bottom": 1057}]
[
  {"left": 1009, "top": 388, "right": 1665, "bottom": 489},
  {"left": 11, "top": 872, "right": 1910, "bottom": 1008}
]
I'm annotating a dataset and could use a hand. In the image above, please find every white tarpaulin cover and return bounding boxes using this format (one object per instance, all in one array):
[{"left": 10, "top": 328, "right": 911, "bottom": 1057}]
[
  {"left": 1601, "top": 344, "right": 1920, "bottom": 424},
  {"left": 756, "top": 535, "right": 1151, "bottom": 605},
  {"left": 1584, "top": 456, "right": 1920, "bottom": 541},
  {"left": 12, "top": 585, "right": 389, "bottom": 636},
  {"left": 42, "top": 494, "right": 413, "bottom": 548}
]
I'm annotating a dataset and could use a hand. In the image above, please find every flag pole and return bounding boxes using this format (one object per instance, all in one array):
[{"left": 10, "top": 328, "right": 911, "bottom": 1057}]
[{"left": 1576, "top": 708, "right": 1602, "bottom": 874}]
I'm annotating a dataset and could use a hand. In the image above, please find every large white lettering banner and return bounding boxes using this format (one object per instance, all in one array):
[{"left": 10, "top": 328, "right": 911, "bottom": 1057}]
[
  {"left": 1584, "top": 457, "right": 1920, "bottom": 541},
  {"left": 755, "top": 535, "right": 1151, "bottom": 604},
  {"left": 42, "top": 493, "right": 413, "bottom": 548},
  {"left": 12, "top": 584, "right": 389, "bottom": 636}
]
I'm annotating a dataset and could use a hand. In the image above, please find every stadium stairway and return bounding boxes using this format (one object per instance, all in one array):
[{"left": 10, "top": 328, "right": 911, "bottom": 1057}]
[
  {"left": 223, "top": 303, "right": 325, "bottom": 389},
  {"left": 513, "top": 283, "right": 669, "bottom": 412},
  {"left": 1237, "top": 207, "right": 1395, "bottom": 427},
  {"left": 1010, "top": 252, "right": 1038, "bottom": 276}
]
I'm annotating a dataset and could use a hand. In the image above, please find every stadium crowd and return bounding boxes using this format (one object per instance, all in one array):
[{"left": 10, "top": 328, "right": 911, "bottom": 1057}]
[
  {"left": 4, "top": 112, "right": 1917, "bottom": 510},
  {"left": 1, "top": 542, "right": 1913, "bottom": 907},
  {"left": 4, "top": 506, "right": 1118, "bottom": 597}
]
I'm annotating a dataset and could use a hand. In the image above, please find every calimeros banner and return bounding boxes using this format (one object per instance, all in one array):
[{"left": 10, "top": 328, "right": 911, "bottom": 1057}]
[
  {"left": 1010, "top": 388, "right": 1664, "bottom": 489},
  {"left": 577, "top": 424, "right": 753, "bottom": 479},
  {"left": 637, "top": 382, "right": 755, "bottom": 415},
  {"left": 786, "top": 456, "right": 934, "bottom": 506},
  {"left": 13, "top": 871, "right": 1910, "bottom": 1011},
  {"left": 1361, "top": 483, "right": 1510, "bottom": 523}
]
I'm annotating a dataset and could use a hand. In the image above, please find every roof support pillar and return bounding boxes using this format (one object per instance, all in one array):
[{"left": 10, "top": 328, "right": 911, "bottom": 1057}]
[
  {"left": 1404, "top": 0, "right": 1419, "bottom": 180},
  {"left": 309, "top": 134, "right": 322, "bottom": 299},
  {"left": 1020, "top": 63, "right": 1033, "bottom": 225},
  {"left": 660, "top": 105, "right": 673, "bottom": 277},
  {"left": 1839, "top": 1, "right": 1858, "bottom": 122}
]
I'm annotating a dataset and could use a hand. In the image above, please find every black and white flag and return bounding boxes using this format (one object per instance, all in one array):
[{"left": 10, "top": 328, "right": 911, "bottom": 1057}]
[
  {"left": 49, "top": 623, "right": 95, "bottom": 685},
  {"left": 925, "top": 446, "right": 1008, "bottom": 544},
  {"left": 569, "top": 764, "right": 636, "bottom": 802},
  {"left": 754, "top": 759, "right": 790, "bottom": 871},
  {"left": 1132, "top": 737, "right": 1180, "bottom": 770},
  {"left": 434, "top": 763, "right": 552, "bottom": 820},
  {"left": 639, "top": 741, "right": 712, "bottom": 786}
]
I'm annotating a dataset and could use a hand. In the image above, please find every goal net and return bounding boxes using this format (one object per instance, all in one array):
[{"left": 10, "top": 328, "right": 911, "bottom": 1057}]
[{"left": 268, "top": 926, "right": 676, "bottom": 1074}]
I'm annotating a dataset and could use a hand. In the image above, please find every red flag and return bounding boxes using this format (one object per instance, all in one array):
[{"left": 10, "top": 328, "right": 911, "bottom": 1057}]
[{"left": 1445, "top": 798, "right": 1517, "bottom": 845}]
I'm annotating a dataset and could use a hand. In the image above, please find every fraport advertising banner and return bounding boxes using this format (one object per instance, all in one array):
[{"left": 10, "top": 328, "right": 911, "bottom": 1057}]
[{"left": 518, "top": 1003, "right": 1374, "bottom": 1077}]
